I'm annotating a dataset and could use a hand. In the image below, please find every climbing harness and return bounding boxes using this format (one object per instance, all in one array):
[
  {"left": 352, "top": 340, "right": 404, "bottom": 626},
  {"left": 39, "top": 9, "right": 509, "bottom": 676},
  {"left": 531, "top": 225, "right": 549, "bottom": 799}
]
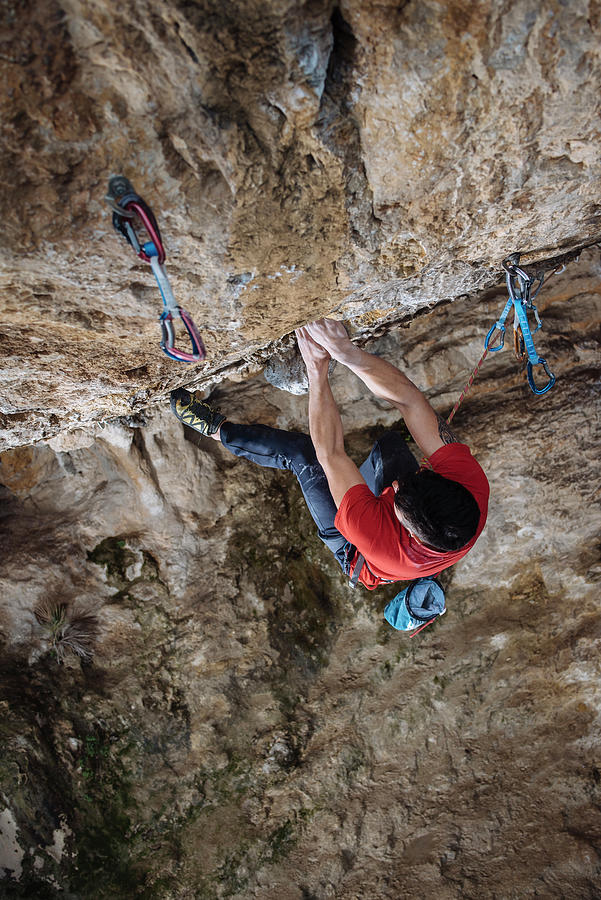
[
  {"left": 106, "top": 176, "right": 206, "bottom": 363},
  {"left": 484, "top": 252, "right": 555, "bottom": 395}
]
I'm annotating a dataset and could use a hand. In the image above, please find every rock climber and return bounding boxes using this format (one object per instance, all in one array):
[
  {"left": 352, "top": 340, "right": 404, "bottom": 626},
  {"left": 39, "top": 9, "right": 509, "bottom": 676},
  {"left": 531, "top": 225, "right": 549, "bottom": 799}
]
[{"left": 170, "top": 318, "right": 489, "bottom": 589}]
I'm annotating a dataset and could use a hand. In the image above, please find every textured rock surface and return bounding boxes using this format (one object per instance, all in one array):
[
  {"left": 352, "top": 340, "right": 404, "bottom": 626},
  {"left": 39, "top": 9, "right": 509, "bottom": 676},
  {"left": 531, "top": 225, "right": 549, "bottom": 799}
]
[
  {"left": 2, "top": 0, "right": 601, "bottom": 894},
  {"left": 0, "top": 255, "right": 599, "bottom": 897},
  {"left": 2, "top": 0, "right": 601, "bottom": 448}
]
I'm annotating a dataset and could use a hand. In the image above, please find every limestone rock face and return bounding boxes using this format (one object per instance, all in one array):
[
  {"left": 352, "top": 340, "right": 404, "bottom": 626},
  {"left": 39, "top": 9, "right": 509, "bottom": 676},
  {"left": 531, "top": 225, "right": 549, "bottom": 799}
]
[
  {"left": 0, "top": 255, "right": 599, "bottom": 897},
  {"left": 1, "top": 0, "right": 601, "bottom": 448}
]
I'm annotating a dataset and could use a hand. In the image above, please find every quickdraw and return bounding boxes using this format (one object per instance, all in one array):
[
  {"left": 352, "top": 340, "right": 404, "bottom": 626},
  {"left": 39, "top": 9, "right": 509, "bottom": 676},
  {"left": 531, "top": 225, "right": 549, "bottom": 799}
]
[
  {"left": 106, "top": 176, "right": 206, "bottom": 363},
  {"left": 484, "top": 252, "right": 555, "bottom": 395},
  {"left": 444, "top": 251, "right": 567, "bottom": 427}
]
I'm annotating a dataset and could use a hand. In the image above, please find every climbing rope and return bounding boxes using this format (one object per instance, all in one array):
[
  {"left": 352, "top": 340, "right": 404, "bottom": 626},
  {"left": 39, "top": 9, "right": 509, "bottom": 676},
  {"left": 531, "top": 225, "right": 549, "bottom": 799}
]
[
  {"left": 446, "top": 344, "right": 491, "bottom": 425},
  {"left": 106, "top": 176, "right": 206, "bottom": 363}
]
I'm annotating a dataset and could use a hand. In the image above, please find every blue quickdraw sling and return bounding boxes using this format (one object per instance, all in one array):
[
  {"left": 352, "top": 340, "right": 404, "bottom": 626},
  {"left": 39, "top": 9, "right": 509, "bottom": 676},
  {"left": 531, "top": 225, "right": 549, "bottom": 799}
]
[
  {"left": 484, "top": 254, "right": 555, "bottom": 395},
  {"left": 106, "top": 175, "right": 206, "bottom": 363}
]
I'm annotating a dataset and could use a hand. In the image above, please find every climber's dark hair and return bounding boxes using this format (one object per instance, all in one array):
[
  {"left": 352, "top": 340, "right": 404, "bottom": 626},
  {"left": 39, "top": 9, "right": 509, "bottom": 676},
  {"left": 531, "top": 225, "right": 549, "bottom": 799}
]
[{"left": 394, "top": 469, "right": 480, "bottom": 552}]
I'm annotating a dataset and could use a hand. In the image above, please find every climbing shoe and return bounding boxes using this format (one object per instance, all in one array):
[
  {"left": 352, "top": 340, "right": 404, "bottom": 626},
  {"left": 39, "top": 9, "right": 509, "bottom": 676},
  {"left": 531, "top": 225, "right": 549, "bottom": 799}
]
[{"left": 170, "top": 388, "right": 226, "bottom": 435}]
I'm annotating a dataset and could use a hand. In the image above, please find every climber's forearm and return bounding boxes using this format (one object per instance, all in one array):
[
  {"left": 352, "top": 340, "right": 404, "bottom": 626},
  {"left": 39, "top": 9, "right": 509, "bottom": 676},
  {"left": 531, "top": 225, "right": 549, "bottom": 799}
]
[
  {"left": 307, "top": 368, "right": 345, "bottom": 461},
  {"left": 334, "top": 343, "right": 426, "bottom": 411},
  {"left": 304, "top": 320, "right": 426, "bottom": 411},
  {"left": 303, "top": 318, "right": 445, "bottom": 457},
  {"left": 306, "top": 369, "right": 365, "bottom": 507},
  {"left": 334, "top": 344, "right": 444, "bottom": 457}
]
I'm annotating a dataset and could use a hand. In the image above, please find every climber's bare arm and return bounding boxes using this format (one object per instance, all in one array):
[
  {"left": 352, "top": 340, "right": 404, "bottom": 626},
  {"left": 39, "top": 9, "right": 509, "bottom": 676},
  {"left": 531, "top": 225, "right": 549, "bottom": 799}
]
[
  {"left": 296, "top": 327, "right": 366, "bottom": 507},
  {"left": 304, "top": 318, "right": 451, "bottom": 458}
]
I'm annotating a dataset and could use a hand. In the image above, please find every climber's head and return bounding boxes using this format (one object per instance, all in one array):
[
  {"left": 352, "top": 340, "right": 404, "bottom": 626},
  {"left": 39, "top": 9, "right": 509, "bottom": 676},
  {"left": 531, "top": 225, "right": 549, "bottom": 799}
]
[{"left": 393, "top": 469, "right": 480, "bottom": 551}]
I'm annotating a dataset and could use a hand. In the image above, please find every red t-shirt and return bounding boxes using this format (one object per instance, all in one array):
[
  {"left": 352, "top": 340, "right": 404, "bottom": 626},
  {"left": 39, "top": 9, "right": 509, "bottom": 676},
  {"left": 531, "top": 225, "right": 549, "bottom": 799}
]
[{"left": 334, "top": 443, "right": 489, "bottom": 589}]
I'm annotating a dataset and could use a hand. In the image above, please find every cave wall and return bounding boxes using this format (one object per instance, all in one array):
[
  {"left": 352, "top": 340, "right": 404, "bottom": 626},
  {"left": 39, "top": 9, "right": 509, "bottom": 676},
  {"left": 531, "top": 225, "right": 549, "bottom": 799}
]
[
  {"left": 0, "top": 255, "right": 599, "bottom": 897},
  {"left": 1, "top": 0, "right": 601, "bottom": 448},
  {"left": 1, "top": 0, "right": 601, "bottom": 895}
]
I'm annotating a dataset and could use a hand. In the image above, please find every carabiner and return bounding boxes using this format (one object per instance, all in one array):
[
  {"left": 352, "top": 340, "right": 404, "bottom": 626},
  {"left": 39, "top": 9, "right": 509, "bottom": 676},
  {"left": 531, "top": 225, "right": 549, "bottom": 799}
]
[
  {"left": 504, "top": 268, "right": 517, "bottom": 303},
  {"left": 484, "top": 296, "right": 512, "bottom": 352},
  {"left": 529, "top": 302, "right": 542, "bottom": 333},
  {"left": 502, "top": 256, "right": 531, "bottom": 283},
  {"left": 527, "top": 358, "right": 555, "bottom": 395},
  {"left": 484, "top": 322, "right": 505, "bottom": 352},
  {"left": 507, "top": 263, "right": 531, "bottom": 283},
  {"left": 107, "top": 175, "right": 166, "bottom": 264},
  {"left": 513, "top": 324, "right": 525, "bottom": 361},
  {"left": 147, "top": 246, "right": 206, "bottom": 363},
  {"left": 160, "top": 309, "right": 206, "bottom": 362}
]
